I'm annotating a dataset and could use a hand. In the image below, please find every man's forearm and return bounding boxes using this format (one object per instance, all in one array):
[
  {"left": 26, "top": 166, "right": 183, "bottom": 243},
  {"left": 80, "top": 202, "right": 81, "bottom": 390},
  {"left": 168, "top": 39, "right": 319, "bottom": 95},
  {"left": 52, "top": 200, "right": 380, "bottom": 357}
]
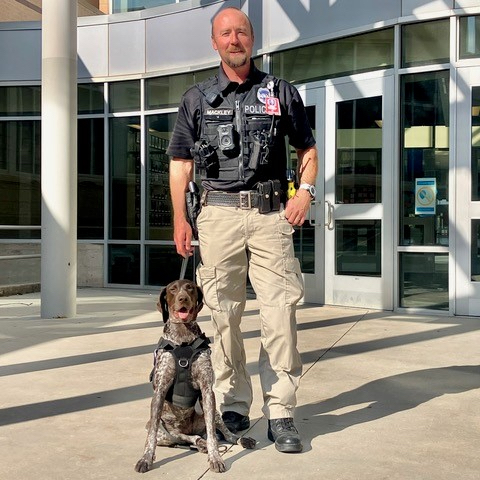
[
  {"left": 169, "top": 158, "right": 194, "bottom": 220},
  {"left": 297, "top": 146, "right": 318, "bottom": 185}
]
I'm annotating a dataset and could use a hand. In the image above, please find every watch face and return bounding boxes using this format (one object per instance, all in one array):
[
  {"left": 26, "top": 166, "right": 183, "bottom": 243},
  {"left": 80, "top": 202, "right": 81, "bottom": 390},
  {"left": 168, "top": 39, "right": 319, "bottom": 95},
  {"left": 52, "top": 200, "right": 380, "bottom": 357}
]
[{"left": 300, "top": 184, "right": 316, "bottom": 197}]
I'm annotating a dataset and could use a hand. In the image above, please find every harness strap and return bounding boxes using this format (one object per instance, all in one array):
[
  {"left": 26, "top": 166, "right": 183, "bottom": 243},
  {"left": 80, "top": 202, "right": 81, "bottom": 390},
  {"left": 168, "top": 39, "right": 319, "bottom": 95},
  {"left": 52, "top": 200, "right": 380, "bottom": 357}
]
[{"left": 149, "top": 334, "right": 211, "bottom": 408}]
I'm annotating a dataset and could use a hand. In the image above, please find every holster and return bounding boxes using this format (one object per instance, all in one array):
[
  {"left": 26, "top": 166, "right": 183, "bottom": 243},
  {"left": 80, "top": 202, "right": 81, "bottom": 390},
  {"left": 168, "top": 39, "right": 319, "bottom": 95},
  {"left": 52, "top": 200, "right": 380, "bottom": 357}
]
[{"left": 256, "top": 180, "right": 282, "bottom": 214}]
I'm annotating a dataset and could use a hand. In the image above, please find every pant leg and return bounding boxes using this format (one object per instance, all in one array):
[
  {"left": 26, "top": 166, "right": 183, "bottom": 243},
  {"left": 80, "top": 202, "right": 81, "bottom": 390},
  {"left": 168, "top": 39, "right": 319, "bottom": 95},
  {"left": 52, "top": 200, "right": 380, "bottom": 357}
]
[
  {"left": 196, "top": 205, "right": 253, "bottom": 416},
  {"left": 246, "top": 208, "right": 304, "bottom": 419}
]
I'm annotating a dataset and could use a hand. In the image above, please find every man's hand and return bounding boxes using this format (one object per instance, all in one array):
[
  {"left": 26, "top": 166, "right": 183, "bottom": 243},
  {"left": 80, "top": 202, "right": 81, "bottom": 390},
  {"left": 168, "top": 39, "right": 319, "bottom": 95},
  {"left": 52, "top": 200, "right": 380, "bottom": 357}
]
[
  {"left": 173, "top": 216, "right": 195, "bottom": 258},
  {"left": 284, "top": 188, "right": 312, "bottom": 226}
]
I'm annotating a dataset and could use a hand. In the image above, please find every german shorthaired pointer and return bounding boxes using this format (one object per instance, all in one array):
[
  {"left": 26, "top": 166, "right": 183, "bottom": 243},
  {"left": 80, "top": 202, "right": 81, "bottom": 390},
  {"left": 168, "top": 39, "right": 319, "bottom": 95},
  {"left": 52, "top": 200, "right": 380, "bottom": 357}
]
[{"left": 135, "top": 279, "right": 255, "bottom": 473}]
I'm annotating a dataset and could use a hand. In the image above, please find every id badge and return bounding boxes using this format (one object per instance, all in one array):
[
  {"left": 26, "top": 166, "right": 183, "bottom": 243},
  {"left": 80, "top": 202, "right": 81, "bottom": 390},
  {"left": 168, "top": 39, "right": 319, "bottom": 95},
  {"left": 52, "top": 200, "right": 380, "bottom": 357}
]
[{"left": 266, "top": 96, "right": 281, "bottom": 116}]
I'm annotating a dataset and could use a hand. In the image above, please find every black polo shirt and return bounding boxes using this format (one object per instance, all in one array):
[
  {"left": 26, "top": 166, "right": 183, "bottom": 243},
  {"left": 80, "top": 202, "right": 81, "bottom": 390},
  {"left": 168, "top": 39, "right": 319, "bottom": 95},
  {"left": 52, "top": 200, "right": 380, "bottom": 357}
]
[{"left": 167, "top": 61, "right": 316, "bottom": 192}]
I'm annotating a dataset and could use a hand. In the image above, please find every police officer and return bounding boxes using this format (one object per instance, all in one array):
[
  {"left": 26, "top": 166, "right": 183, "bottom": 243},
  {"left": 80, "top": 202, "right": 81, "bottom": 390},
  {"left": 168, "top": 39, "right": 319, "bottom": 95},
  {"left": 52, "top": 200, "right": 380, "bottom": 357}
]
[{"left": 168, "top": 7, "right": 318, "bottom": 453}]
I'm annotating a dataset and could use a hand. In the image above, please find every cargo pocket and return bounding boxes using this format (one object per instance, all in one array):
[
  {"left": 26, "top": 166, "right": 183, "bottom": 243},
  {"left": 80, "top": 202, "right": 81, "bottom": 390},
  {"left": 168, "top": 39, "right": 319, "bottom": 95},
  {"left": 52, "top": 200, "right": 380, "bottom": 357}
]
[
  {"left": 285, "top": 257, "right": 304, "bottom": 305},
  {"left": 196, "top": 263, "right": 221, "bottom": 312}
]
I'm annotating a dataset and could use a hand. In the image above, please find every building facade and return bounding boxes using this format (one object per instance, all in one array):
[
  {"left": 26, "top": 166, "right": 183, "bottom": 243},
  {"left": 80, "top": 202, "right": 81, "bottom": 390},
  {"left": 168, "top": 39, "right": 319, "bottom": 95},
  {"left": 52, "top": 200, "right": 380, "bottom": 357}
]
[{"left": 1, "top": 0, "right": 480, "bottom": 315}]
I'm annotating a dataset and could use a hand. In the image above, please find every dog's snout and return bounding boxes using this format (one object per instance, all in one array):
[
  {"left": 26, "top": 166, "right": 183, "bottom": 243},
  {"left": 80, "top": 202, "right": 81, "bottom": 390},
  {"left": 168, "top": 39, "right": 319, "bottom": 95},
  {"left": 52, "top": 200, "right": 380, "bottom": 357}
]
[{"left": 177, "top": 289, "right": 189, "bottom": 301}]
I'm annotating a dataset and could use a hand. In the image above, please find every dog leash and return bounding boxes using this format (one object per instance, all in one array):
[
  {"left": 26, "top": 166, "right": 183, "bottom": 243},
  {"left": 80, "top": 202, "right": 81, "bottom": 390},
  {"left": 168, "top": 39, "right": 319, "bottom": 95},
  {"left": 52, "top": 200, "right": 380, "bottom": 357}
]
[{"left": 179, "top": 240, "right": 198, "bottom": 280}]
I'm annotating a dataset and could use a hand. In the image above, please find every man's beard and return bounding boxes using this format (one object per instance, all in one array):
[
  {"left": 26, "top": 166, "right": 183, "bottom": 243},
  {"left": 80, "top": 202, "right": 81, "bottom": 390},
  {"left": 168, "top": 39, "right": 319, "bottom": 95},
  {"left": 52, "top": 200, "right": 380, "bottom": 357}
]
[{"left": 225, "top": 52, "right": 248, "bottom": 68}]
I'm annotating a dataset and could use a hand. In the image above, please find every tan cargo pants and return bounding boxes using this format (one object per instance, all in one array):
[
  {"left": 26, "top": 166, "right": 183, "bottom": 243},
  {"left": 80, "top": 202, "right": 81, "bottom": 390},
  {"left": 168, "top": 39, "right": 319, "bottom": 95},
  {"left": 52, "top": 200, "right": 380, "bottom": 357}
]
[{"left": 196, "top": 204, "right": 304, "bottom": 419}]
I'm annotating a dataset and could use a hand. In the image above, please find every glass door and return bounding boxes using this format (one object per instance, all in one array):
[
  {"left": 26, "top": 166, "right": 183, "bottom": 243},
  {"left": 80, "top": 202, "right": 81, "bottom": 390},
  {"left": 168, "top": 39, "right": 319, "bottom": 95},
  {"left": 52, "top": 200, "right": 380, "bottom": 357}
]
[
  {"left": 324, "top": 75, "right": 394, "bottom": 309},
  {"left": 455, "top": 67, "right": 480, "bottom": 316},
  {"left": 299, "top": 86, "right": 325, "bottom": 304}
]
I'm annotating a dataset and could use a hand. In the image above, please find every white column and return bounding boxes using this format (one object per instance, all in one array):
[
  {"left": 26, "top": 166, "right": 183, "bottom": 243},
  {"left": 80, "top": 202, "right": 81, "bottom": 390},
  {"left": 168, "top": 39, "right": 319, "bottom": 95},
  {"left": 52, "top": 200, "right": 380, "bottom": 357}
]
[{"left": 41, "top": 1, "right": 77, "bottom": 318}]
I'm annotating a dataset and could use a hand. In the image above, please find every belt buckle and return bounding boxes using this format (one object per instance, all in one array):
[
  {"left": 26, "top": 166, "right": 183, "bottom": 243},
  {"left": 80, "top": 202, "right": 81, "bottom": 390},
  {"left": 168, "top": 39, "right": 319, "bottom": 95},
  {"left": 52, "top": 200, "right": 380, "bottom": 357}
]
[{"left": 239, "top": 191, "right": 252, "bottom": 209}]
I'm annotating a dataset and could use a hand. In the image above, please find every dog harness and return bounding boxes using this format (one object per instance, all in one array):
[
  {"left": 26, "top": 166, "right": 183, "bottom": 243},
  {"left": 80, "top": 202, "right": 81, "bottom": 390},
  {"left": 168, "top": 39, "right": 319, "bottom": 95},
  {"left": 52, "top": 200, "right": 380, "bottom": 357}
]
[{"left": 150, "top": 333, "right": 211, "bottom": 408}]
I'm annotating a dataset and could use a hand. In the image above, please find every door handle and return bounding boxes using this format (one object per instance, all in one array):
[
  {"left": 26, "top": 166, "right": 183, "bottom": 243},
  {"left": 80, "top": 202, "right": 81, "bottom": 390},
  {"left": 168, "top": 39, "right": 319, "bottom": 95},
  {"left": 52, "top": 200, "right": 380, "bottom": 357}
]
[{"left": 325, "top": 200, "right": 334, "bottom": 230}]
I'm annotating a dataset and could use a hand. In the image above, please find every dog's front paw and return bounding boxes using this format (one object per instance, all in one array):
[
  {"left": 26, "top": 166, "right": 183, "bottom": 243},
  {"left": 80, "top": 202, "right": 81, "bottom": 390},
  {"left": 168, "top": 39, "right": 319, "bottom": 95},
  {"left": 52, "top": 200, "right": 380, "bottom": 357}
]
[
  {"left": 239, "top": 436, "right": 256, "bottom": 449},
  {"left": 134, "top": 456, "right": 153, "bottom": 473},
  {"left": 208, "top": 455, "right": 226, "bottom": 473}
]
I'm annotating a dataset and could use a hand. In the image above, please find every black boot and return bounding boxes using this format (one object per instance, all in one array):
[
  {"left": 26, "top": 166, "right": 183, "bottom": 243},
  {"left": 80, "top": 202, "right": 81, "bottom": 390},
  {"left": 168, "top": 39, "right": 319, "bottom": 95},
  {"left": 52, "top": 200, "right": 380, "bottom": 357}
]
[
  {"left": 222, "top": 411, "right": 250, "bottom": 432},
  {"left": 267, "top": 418, "right": 303, "bottom": 453}
]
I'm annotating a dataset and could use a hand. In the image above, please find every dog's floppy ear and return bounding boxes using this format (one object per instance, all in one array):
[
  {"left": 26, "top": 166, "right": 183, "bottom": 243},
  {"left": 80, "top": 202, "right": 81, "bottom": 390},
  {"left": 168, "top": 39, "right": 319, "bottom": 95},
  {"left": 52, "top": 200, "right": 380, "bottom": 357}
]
[
  {"left": 196, "top": 285, "right": 204, "bottom": 313},
  {"left": 157, "top": 287, "right": 169, "bottom": 322}
]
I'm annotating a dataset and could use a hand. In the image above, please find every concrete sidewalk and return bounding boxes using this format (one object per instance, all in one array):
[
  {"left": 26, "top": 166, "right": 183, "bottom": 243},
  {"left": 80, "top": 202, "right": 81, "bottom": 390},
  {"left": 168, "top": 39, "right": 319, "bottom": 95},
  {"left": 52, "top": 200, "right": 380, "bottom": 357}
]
[{"left": 1, "top": 289, "right": 479, "bottom": 480}]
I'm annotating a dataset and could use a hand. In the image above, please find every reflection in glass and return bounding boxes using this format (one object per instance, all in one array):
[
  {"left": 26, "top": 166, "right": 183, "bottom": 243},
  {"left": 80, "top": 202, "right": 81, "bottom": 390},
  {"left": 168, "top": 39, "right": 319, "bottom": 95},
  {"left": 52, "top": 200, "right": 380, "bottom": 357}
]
[
  {"left": 336, "top": 96, "right": 382, "bottom": 204},
  {"left": 108, "top": 244, "right": 140, "bottom": 285},
  {"left": 400, "top": 253, "right": 448, "bottom": 310},
  {"left": 0, "top": 86, "right": 41, "bottom": 116},
  {"left": 78, "top": 83, "right": 104, "bottom": 114},
  {"left": 401, "top": 20, "right": 449, "bottom": 68},
  {"left": 472, "top": 87, "right": 480, "bottom": 201},
  {"left": 109, "top": 80, "right": 140, "bottom": 113},
  {"left": 78, "top": 118, "right": 104, "bottom": 239},
  {"left": 109, "top": 116, "right": 141, "bottom": 240},
  {"left": 336, "top": 220, "right": 381, "bottom": 276},
  {"left": 272, "top": 28, "right": 394, "bottom": 84},
  {"left": 146, "top": 113, "right": 177, "bottom": 240},
  {"left": 147, "top": 245, "right": 200, "bottom": 285},
  {"left": 400, "top": 71, "right": 449, "bottom": 246},
  {"left": 0, "top": 120, "right": 40, "bottom": 239},
  {"left": 291, "top": 106, "right": 316, "bottom": 273},
  {"left": 460, "top": 16, "right": 480, "bottom": 59},
  {"left": 472, "top": 221, "right": 480, "bottom": 282},
  {"left": 112, "top": 0, "right": 178, "bottom": 13},
  {"left": 146, "top": 74, "right": 194, "bottom": 110}
]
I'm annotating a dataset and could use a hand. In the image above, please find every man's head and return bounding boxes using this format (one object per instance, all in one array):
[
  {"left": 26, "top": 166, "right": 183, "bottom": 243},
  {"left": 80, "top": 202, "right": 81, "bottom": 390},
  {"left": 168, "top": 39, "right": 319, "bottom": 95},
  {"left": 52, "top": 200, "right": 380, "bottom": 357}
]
[{"left": 211, "top": 7, "right": 254, "bottom": 71}]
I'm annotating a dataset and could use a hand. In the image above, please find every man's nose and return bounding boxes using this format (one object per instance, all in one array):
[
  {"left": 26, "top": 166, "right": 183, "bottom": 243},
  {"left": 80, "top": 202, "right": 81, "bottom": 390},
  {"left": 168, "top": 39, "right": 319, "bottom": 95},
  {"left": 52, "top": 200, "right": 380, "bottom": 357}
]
[{"left": 229, "top": 31, "right": 240, "bottom": 43}]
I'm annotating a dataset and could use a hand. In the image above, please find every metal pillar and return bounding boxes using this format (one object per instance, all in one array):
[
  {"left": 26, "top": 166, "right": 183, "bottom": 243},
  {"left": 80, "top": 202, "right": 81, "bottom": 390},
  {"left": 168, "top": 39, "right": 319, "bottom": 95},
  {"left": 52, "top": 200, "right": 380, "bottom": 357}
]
[{"left": 40, "top": 1, "right": 77, "bottom": 318}]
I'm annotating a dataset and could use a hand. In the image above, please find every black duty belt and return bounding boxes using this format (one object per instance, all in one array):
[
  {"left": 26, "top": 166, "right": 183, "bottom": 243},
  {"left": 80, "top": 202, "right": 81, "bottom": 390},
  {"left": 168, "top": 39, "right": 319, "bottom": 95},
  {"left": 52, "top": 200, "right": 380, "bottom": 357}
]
[{"left": 204, "top": 190, "right": 260, "bottom": 209}]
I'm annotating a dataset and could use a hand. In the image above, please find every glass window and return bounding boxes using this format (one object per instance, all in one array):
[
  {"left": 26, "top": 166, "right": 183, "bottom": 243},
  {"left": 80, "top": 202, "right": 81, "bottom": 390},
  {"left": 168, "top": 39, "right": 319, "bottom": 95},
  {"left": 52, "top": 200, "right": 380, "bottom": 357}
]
[
  {"left": 78, "top": 118, "right": 104, "bottom": 239},
  {"left": 146, "top": 113, "right": 177, "bottom": 240},
  {"left": 402, "top": 20, "right": 450, "bottom": 68},
  {"left": 0, "top": 86, "right": 41, "bottom": 116},
  {"left": 336, "top": 220, "right": 381, "bottom": 276},
  {"left": 109, "top": 116, "right": 141, "bottom": 240},
  {"left": 146, "top": 74, "right": 194, "bottom": 110},
  {"left": 291, "top": 106, "right": 316, "bottom": 273},
  {"left": 400, "top": 71, "right": 449, "bottom": 246},
  {"left": 146, "top": 245, "right": 199, "bottom": 285},
  {"left": 112, "top": 0, "right": 180, "bottom": 13},
  {"left": 472, "top": 87, "right": 480, "bottom": 201},
  {"left": 109, "top": 80, "right": 140, "bottom": 113},
  {"left": 108, "top": 244, "right": 140, "bottom": 284},
  {"left": 472, "top": 220, "right": 480, "bottom": 282},
  {"left": 400, "top": 253, "right": 448, "bottom": 310},
  {"left": 78, "top": 83, "right": 104, "bottom": 114},
  {"left": 272, "top": 28, "right": 394, "bottom": 84},
  {"left": 194, "top": 67, "right": 218, "bottom": 84},
  {"left": 0, "top": 120, "right": 41, "bottom": 239},
  {"left": 460, "top": 16, "right": 480, "bottom": 59},
  {"left": 336, "top": 96, "right": 382, "bottom": 204},
  {"left": 146, "top": 69, "right": 218, "bottom": 110}
]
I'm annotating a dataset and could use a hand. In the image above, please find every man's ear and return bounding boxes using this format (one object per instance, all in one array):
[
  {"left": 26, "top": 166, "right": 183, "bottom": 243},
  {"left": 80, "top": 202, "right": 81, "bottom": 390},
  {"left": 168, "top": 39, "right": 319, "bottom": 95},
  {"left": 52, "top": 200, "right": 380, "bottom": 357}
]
[{"left": 211, "top": 37, "right": 218, "bottom": 52}]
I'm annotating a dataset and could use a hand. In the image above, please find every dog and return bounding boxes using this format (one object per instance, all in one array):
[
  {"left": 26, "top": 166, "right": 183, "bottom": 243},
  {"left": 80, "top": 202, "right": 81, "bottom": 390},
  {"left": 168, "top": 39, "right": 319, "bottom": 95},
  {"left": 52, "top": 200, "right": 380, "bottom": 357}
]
[{"left": 135, "top": 279, "right": 255, "bottom": 473}]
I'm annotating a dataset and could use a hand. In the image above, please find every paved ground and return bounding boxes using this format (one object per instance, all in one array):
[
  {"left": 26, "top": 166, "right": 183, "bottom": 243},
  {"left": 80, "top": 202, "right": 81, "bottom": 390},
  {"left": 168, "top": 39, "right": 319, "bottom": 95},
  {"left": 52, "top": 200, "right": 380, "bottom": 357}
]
[{"left": 1, "top": 288, "right": 479, "bottom": 479}]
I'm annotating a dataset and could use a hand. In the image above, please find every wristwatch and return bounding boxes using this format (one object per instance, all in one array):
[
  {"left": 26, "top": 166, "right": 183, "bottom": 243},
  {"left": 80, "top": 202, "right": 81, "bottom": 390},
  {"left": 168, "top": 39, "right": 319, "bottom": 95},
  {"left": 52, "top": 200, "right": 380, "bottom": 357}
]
[{"left": 298, "top": 183, "right": 316, "bottom": 199}]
